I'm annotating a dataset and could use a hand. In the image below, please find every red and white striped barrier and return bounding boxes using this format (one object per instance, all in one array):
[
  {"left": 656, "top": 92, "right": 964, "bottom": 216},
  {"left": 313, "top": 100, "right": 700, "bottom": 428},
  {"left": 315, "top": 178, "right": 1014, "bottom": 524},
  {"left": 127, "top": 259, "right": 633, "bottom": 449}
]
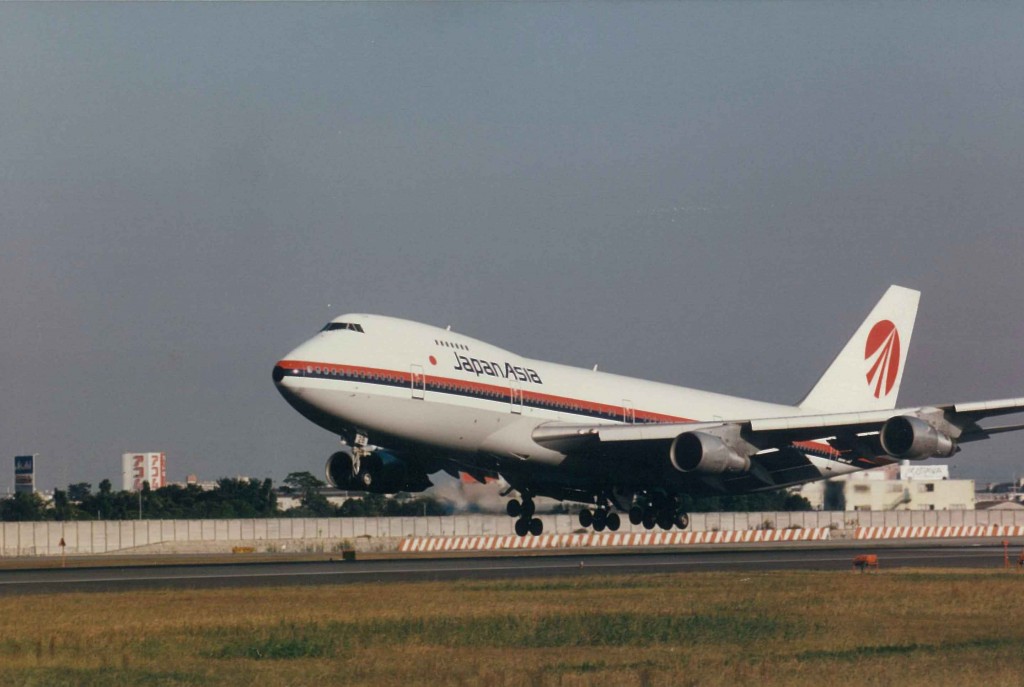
[
  {"left": 855, "top": 525, "right": 1024, "bottom": 540},
  {"left": 397, "top": 527, "right": 831, "bottom": 553}
]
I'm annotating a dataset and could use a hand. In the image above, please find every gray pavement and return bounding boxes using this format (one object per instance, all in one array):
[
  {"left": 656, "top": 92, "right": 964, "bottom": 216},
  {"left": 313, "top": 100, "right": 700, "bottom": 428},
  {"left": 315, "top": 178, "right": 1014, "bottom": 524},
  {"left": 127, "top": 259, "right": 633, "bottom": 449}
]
[{"left": 0, "top": 544, "right": 1014, "bottom": 596}]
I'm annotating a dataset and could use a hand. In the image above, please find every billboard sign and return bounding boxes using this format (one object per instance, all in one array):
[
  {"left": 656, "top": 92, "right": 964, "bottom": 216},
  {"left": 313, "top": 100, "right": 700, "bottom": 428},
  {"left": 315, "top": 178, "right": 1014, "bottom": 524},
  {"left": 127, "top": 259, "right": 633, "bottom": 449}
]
[
  {"left": 121, "top": 452, "right": 167, "bottom": 492},
  {"left": 14, "top": 455, "right": 36, "bottom": 494},
  {"left": 900, "top": 464, "right": 950, "bottom": 481}
]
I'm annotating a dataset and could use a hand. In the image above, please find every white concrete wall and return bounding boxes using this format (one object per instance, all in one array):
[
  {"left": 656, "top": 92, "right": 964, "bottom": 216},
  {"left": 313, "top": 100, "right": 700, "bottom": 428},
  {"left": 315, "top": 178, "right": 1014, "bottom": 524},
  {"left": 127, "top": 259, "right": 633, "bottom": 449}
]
[{"left": 3, "top": 510, "right": 1024, "bottom": 557}]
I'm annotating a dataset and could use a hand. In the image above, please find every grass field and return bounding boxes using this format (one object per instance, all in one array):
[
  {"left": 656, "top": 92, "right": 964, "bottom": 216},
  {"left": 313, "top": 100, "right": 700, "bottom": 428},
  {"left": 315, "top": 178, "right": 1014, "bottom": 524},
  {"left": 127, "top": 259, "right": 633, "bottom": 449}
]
[{"left": 1, "top": 570, "right": 1023, "bottom": 686}]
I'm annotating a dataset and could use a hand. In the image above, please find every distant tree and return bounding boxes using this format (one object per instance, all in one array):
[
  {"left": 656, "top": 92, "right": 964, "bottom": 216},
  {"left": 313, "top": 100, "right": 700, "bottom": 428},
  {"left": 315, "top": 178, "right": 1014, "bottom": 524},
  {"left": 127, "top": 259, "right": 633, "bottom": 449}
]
[
  {"left": 98, "top": 479, "right": 112, "bottom": 495},
  {"left": 782, "top": 493, "right": 813, "bottom": 511},
  {"left": 62, "top": 477, "right": 279, "bottom": 520},
  {"left": 282, "top": 472, "right": 334, "bottom": 516},
  {"left": 259, "top": 478, "right": 277, "bottom": 513},
  {"left": 52, "top": 488, "right": 70, "bottom": 521},
  {"left": 0, "top": 493, "right": 49, "bottom": 521},
  {"left": 212, "top": 478, "right": 279, "bottom": 517},
  {"left": 282, "top": 472, "right": 325, "bottom": 494},
  {"left": 67, "top": 482, "right": 92, "bottom": 501}
]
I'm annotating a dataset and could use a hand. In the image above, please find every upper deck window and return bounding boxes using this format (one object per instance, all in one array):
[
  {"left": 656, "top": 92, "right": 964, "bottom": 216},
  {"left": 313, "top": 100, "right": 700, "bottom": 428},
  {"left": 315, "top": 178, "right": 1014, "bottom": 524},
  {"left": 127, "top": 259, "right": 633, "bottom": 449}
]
[
  {"left": 321, "top": 322, "right": 365, "bottom": 333},
  {"left": 434, "top": 339, "right": 468, "bottom": 350}
]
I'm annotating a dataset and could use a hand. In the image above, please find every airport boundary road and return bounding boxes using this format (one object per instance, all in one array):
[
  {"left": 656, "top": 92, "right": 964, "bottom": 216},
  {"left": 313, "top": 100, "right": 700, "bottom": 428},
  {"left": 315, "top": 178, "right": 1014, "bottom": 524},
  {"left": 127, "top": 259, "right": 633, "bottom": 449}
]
[{"left": 0, "top": 543, "right": 1018, "bottom": 596}]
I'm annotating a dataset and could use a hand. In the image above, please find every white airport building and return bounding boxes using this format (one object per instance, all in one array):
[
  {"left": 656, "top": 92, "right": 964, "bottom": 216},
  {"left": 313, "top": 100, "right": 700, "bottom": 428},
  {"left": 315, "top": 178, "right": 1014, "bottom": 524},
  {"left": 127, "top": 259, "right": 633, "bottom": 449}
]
[{"left": 796, "top": 462, "right": 975, "bottom": 511}]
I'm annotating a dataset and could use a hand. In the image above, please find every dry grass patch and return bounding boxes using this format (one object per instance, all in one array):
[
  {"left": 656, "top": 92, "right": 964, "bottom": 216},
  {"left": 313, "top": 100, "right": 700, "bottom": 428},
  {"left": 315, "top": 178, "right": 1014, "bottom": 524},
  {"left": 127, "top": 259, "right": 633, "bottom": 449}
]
[{"left": 0, "top": 570, "right": 1022, "bottom": 686}]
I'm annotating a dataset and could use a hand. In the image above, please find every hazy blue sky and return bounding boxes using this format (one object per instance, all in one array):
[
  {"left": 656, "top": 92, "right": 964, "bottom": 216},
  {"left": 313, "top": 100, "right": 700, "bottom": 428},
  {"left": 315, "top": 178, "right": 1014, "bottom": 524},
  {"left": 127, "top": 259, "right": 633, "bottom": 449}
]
[{"left": 3, "top": 2, "right": 1023, "bottom": 490}]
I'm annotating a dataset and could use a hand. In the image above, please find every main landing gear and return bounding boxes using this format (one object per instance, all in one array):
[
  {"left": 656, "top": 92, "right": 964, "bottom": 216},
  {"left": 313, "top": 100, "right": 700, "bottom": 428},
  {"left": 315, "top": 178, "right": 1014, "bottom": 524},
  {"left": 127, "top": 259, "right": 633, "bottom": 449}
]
[
  {"left": 507, "top": 496, "right": 543, "bottom": 537},
  {"left": 575, "top": 492, "right": 689, "bottom": 532},
  {"left": 577, "top": 506, "right": 621, "bottom": 532},
  {"left": 628, "top": 494, "right": 690, "bottom": 531}
]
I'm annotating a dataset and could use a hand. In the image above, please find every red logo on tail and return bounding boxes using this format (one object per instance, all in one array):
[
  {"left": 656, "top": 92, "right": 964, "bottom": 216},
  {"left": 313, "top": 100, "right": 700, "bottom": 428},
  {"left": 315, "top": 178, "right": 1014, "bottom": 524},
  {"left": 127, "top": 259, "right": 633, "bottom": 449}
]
[{"left": 865, "top": 320, "right": 901, "bottom": 398}]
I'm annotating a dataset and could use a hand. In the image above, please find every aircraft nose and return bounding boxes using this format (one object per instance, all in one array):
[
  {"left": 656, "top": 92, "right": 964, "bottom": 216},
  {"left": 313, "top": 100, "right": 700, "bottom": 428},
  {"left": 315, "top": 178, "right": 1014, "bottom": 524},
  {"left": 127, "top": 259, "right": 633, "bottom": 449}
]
[
  {"left": 272, "top": 358, "right": 307, "bottom": 410},
  {"left": 272, "top": 361, "right": 288, "bottom": 384},
  {"left": 273, "top": 338, "right": 319, "bottom": 388},
  {"left": 272, "top": 358, "right": 305, "bottom": 391}
]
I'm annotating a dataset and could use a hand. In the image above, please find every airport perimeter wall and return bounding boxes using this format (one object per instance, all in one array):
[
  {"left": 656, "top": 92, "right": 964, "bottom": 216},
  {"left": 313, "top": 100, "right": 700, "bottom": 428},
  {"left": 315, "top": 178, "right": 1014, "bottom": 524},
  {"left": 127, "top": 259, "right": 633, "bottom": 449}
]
[{"left": 3, "top": 509, "right": 1024, "bottom": 557}]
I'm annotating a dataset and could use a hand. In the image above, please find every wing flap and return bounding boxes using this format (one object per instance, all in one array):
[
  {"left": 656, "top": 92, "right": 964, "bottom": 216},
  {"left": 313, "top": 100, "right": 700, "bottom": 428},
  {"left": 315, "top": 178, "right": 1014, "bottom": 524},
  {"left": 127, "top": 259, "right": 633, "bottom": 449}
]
[{"left": 724, "top": 449, "right": 823, "bottom": 490}]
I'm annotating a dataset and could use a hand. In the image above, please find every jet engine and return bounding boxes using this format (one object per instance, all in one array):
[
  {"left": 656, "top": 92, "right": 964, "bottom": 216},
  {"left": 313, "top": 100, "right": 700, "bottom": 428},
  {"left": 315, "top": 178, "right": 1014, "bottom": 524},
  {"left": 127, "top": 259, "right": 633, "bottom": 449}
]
[
  {"left": 669, "top": 431, "right": 751, "bottom": 475},
  {"left": 325, "top": 449, "right": 432, "bottom": 494},
  {"left": 880, "top": 415, "right": 957, "bottom": 460}
]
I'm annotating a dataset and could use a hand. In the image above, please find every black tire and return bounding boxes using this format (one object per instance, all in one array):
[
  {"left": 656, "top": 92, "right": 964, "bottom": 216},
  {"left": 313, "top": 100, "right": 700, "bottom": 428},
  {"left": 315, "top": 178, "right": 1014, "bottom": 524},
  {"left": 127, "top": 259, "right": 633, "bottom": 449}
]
[
  {"left": 506, "top": 499, "right": 522, "bottom": 518},
  {"left": 642, "top": 513, "right": 656, "bottom": 530},
  {"left": 579, "top": 509, "right": 593, "bottom": 528},
  {"left": 628, "top": 506, "right": 643, "bottom": 525},
  {"left": 521, "top": 499, "right": 535, "bottom": 519},
  {"left": 674, "top": 512, "right": 690, "bottom": 530},
  {"left": 606, "top": 512, "right": 621, "bottom": 531},
  {"left": 593, "top": 519, "right": 606, "bottom": 533},
  {"left": 528, "top": 518, "right": 543, "bottom": 536},
  {"left": 656, "top": 512, "right": 673, "bottom": 530},
  {"left": 514, "top": 518, "right": 529, "bottom": 537}
]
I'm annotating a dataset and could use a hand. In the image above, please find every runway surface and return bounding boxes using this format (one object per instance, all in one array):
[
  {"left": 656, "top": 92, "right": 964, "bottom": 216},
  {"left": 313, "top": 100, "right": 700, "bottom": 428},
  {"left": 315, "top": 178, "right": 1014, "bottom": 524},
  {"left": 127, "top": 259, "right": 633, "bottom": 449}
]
[{"left": 0, "top": 544, "right": 1013, "bottom": 596}]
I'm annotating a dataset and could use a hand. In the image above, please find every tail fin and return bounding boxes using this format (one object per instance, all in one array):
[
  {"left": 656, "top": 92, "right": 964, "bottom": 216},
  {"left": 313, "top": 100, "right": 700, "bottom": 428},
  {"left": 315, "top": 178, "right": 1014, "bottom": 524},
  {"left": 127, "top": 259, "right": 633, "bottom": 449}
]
[{"left": 799, "top": 285, "right": 920, "bottom": 413}]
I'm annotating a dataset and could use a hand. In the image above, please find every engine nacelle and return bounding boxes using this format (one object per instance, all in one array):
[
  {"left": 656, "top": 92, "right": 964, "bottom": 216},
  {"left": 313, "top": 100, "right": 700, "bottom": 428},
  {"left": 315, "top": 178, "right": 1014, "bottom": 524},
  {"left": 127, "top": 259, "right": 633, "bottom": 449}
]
[
  {"left": 325, "top": 449, "right": 432, "bottom": 494},
  {"left": 880, "top": 415, "right": 957, "bottom": 460},
  {"left": 669, "top": 431, "right": 751, "bottom": 475}
]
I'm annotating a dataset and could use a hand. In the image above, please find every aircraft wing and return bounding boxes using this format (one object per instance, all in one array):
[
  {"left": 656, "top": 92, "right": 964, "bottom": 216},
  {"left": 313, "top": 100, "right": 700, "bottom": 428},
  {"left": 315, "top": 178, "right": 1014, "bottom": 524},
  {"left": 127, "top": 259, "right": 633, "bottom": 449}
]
[{"left": 532, "top": 396, "right": 1024, "bottom": 463}]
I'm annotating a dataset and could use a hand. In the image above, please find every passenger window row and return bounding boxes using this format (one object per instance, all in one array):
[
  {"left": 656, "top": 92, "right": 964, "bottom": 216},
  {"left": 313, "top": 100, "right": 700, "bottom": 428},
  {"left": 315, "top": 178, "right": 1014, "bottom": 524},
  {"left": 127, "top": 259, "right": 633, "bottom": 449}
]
[
  {"left": 434, "top": 339, "right": 468, "bottom": 351},
  {"left": 304, "top": 366, "right": 402, "bottom": 385}
]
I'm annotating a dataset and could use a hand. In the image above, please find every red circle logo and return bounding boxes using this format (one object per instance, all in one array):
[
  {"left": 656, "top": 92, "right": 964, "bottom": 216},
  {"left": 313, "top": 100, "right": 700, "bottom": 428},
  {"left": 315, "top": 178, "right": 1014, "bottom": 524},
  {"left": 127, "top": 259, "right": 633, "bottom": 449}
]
[
  {"left": 428, "top": 355, "right": 437, "bottom": 366},
  {"left": 864, "top": 320, "right": 901, "bottom": 398}
]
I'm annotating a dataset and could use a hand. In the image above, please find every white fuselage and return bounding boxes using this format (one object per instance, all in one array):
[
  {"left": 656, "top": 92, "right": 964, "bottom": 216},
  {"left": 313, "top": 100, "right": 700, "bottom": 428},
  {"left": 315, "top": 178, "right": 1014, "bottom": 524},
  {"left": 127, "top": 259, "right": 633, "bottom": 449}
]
[{"left": 273, "top": 314, "right": 861, "bottom": 489}]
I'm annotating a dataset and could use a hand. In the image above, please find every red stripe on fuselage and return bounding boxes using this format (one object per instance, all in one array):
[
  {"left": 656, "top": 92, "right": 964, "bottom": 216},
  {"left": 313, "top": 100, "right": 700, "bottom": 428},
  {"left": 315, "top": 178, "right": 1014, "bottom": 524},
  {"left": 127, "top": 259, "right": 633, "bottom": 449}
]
[
  {"left": 276, "top": 359, "right": 690, "bottom": 422},
  {"left": 276, "top": 359, "right": 845, "bottom": 458}
]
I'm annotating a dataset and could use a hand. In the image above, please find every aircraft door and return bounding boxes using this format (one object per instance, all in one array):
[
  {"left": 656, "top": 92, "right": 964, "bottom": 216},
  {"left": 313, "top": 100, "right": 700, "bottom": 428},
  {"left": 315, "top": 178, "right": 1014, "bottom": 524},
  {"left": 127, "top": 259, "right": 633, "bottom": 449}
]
[
  {"left": 410, "top": 364, "right": 426, "bottom": 400},
  {"left": 510, "top": 379, "right": 523, "bottom": 414}
]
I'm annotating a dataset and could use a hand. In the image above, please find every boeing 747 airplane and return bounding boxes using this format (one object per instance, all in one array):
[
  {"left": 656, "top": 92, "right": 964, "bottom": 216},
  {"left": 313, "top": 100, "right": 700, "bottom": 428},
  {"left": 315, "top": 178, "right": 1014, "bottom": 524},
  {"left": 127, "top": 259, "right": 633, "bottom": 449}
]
[{"left": 273, "top": 286, "right": 1024, "bottom": 536}]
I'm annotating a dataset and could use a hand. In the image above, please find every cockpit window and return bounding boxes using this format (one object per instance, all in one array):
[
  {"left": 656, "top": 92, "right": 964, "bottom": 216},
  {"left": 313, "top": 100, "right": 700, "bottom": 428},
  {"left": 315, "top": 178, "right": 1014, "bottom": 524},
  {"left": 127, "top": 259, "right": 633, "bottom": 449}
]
[{"left": 321, "top": 322, "right": 365, "bottom": 333}]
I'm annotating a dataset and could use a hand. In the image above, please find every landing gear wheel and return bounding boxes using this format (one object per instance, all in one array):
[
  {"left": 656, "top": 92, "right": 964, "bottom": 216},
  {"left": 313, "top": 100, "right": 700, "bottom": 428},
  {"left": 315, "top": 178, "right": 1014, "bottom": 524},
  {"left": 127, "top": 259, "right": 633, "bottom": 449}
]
[
  {"left": 592, "top": 509, "right": 607, "bottom": 532},
  {"left": 642, "top": 512, "right": 656, "bottom": 530},
  {"left": 656, "top": 512, "right": 674, "bottom": 531},
  {"left": 514, "top": 518, "right": 529, "bottom": 537},
  {"left": 674, "top": 513, "right": 690, "bottom": 530},
  {"left": 628, "top": 506, "right": 643, "bottom": 525},
  {"left": 520, "top": 499, "right": 535, "bottom": 519},
  {"left": 578, "top": 509, "right": 593, "bottom": 528},
  {"left": 528, "top": 518, "right": 543, "bottom": 536},
  {"left": 606, "top": 512, "right": 621, "bottom": 532},
  {"left": 506, "top": 499, "right": 522, "bottom": 518}
]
